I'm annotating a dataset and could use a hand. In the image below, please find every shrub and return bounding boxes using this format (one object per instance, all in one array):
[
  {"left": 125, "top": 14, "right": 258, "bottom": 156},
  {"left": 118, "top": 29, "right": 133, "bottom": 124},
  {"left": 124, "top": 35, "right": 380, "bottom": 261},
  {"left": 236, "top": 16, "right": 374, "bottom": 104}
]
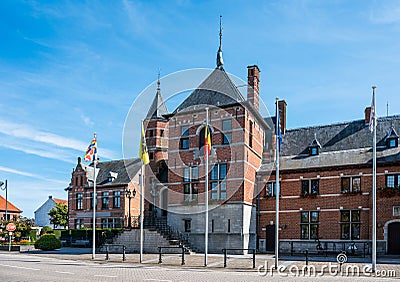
[
  {"left": 40, "top": 226, "right": 54, "bottom": 235},
  {"left": 35, "top": 234, "right": 61, "bottom": 250}
]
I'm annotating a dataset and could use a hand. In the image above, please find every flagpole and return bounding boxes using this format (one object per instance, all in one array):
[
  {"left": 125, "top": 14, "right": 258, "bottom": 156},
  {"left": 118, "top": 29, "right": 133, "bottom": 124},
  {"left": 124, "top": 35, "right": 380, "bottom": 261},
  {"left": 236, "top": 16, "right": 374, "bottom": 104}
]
[
  {"left": 140, "top": 120, "right": 145, "bottom": 263},
  {"left": 274, "top": 98, "right": 280, "bottom": 270},
  {"left": 140, "top": 163, "right": 144, "bottom": 263},
  {"left": 372, "top": 86, "right": 377, "bottom": 272},
  {"left": 92, "top": 133, "right": 97, "bottom": 260},
  {"left": 204, "top": 107, "right": 209, "bottom": 267}
]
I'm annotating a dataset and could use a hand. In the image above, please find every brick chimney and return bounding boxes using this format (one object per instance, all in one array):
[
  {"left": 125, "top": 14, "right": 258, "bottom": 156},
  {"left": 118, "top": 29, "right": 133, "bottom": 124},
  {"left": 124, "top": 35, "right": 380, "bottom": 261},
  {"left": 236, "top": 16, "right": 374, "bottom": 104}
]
[
  {"left": 365, "top": 107, "right": 371, "bottom": 124},
  {"left": 278, "top": 100, "right": 287, "bottom": 135},
  {"left": 247, "top": 65, "right": 260, "bottom": 111}
]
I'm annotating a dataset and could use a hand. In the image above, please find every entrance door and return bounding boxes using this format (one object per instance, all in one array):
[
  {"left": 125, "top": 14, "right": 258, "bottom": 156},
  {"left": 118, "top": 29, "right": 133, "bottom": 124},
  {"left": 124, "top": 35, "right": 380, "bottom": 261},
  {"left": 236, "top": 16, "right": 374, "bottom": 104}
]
[
  {"left": 265, "top": 225, "right": 275, "bottom": 253},
  {"left": 160, "top": 189, "right": 168, "bottom": 217},
  {"left": 388, "top": 222, "right": 400, "bottom": 254}
]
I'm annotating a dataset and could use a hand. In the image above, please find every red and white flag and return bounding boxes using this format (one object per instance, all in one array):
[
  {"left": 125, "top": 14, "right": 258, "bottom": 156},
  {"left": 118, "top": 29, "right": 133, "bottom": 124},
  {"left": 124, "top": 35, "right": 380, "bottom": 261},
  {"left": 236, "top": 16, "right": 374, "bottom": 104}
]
[{"left": 369, "top": 89, "right": 377, "bottom": 132}]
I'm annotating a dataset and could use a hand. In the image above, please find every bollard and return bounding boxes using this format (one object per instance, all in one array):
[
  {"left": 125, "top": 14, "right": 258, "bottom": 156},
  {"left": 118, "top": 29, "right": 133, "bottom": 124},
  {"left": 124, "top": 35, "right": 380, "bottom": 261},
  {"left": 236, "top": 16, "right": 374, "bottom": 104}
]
[
  {"left": 158, "top": 247, "right": 162, "bottom": 264},
  {"left": 223, "top": 249, "right": 227, "bottom": 268},
  {"left": 106, "top": 245, "right": 109, "bottom": 261},
  {"left": 305, "top": 249, "right": 309, "bottom": 267},
  {"left": 181, "top": 246, "right": 185, "bottom": 265},
  {"left": 252, "top": 249, "right": 256, "bottom": 269},
  {"left": 290, "top": 242, "right": 294, "bottom": 256},
  {"left": 123, "top": 245, "right": 126, "bottom": 261}
]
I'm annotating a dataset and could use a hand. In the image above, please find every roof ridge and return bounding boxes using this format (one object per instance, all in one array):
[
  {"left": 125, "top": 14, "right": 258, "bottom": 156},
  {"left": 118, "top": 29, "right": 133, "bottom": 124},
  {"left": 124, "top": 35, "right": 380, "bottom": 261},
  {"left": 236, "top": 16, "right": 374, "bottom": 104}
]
[{"left": 286, "top": 114, "right": 400, "bottom": 132}]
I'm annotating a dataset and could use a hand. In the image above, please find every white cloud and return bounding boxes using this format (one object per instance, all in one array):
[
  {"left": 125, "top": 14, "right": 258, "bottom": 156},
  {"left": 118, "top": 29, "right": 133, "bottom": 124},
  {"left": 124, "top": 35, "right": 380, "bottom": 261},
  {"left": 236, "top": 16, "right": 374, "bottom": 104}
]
[
  {"left": 0, "top": 166, "right": 65, "bottom": 184},
  {"left": 369, "top": 1, "right": 400, "bottom": 24},
  {"left": 80, "top": 114, "right": 95, "bottom": 127},
  {"left": 0, "top": 119, "right": 118, "bottom": 160}
]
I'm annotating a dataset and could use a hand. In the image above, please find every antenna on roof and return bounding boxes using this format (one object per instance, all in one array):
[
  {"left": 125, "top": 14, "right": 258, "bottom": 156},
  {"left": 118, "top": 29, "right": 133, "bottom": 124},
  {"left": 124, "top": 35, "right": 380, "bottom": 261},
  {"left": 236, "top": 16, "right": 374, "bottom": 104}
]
[
  {"left": 216, "top": 15, "right": 224, "bottom": 69},
  {"left": 387, "top": 101, "right": 389, "bottom": 117}
]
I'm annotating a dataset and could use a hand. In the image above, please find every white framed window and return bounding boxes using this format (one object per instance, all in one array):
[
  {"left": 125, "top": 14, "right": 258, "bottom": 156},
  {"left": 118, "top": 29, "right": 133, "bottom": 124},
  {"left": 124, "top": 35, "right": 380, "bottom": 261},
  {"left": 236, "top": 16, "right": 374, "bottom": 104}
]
[
  {"left": 393, "top": 206, "right": 400, "bottom": 216},
  {"left": 183, "top": 166, "right": 198, "bottom": 202},
  {"left": 210, "top": 164, "right": 227, "bottom": 200},
  {"left": 341, "top": 176, "right": 361, "bottom": 193}
]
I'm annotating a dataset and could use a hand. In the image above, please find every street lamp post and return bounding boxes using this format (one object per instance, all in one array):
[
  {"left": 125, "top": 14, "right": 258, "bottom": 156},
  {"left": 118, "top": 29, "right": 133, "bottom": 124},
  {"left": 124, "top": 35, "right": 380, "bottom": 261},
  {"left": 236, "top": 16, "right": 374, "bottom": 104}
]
[
  {"left": 125, "top": 188, "right": 136, "bottom": 228},
  {"left": 0, "top": 180, "right": 8, "bottom": 221}
]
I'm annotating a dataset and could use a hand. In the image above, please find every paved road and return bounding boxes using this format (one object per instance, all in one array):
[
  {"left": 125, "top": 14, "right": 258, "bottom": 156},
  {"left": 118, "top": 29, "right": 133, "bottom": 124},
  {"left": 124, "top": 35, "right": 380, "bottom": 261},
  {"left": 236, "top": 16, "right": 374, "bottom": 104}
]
[{"left": 0, "top": 252, "right": 398, "bottom": 282}]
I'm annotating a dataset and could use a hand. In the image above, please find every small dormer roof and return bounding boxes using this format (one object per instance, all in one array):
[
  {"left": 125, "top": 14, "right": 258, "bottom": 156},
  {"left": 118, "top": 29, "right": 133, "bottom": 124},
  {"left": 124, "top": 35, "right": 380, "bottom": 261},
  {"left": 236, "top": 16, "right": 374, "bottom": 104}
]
[
  {"left": 386, "top": 127, "right": 399, "bottom": 140},
  {"left": 309, "top": 133, "right": 322, "bottom": 148}
]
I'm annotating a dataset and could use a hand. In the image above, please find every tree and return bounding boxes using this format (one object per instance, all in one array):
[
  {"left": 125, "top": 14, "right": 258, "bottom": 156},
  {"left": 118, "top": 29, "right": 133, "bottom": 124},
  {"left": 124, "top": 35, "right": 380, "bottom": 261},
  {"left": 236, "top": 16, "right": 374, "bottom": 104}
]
[{"left": 48, "top": 202, "right": 68, "bottom": 229}]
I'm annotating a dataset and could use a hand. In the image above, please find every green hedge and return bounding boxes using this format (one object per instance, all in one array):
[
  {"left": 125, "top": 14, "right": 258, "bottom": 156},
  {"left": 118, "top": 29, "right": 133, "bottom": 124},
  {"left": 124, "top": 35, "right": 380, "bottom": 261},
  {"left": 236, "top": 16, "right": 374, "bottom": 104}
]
[
  {"left": 60, "top": 228, "right": 123, "bottom": 246},
  {"left": 34, "top": 234, "right": 61, "bottom": 250}
]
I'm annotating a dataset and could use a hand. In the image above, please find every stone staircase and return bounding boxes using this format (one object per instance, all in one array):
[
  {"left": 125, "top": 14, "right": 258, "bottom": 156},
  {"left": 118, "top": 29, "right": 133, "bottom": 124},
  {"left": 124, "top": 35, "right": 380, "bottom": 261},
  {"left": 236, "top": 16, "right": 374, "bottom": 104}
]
[
  {"left": 99, "top": 228, "right": 179, "bottom": 253},
  {"left": 144, "top": 215, "right": 196, "bottom": 254},
  {"left": 98, "top": 216, "right": 196, "bottom": 254}
]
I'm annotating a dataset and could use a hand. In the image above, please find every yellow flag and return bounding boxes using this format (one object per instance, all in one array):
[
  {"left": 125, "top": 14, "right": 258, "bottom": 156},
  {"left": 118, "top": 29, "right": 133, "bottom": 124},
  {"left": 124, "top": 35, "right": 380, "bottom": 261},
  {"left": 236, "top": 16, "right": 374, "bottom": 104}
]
[{"left": 139, "top": 124, "right": 150, "bottom": 165}]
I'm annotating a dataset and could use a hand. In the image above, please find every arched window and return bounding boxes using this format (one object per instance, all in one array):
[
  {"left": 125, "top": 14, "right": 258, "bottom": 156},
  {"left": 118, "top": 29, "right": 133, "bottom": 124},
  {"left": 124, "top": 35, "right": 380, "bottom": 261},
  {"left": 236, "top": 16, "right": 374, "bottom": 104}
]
[{"left": 198, "top": 127, "right": 206, "bottom": 149}]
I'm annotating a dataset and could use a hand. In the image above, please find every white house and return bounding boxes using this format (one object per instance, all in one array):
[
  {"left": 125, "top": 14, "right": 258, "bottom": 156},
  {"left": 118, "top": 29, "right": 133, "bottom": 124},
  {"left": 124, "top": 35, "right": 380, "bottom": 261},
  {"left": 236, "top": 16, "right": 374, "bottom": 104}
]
[{"left": 34, "top": 195, "right": 67, "bottom": 228}]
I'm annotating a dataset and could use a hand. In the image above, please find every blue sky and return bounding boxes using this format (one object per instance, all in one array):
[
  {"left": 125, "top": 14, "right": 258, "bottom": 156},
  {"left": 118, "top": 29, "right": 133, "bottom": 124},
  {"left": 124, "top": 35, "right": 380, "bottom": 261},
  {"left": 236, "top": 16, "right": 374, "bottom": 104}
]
[{"left": 1, "top": 0, "right": 400, "bottom": 217}]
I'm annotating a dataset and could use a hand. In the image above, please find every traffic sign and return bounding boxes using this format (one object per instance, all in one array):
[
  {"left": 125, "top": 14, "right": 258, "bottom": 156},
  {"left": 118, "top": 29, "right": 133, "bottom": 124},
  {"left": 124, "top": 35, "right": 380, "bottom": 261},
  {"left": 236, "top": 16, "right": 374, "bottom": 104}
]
[{"left": 6, "top": 223, "right": 16, "bottom": 232}]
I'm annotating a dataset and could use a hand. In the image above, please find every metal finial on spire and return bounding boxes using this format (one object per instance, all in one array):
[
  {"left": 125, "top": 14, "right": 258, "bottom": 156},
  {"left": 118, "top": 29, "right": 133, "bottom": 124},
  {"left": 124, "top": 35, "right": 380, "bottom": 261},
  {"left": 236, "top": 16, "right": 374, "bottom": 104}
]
[
  {"left": 216, "top": 15, "right": 224, "bottom": 69},
  {"left": 157, "top": 69, "right": 161, "bottom": 90},
  {"left": 219, "top": 15, "right": 222, "bottom": 49}
]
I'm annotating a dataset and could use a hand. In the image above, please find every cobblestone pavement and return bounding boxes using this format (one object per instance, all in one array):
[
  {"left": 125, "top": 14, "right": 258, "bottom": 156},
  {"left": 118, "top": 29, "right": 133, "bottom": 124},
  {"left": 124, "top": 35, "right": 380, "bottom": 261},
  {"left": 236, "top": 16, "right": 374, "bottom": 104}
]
[{"left": 0, "top": 250, "right": 399, "bottom": 281}]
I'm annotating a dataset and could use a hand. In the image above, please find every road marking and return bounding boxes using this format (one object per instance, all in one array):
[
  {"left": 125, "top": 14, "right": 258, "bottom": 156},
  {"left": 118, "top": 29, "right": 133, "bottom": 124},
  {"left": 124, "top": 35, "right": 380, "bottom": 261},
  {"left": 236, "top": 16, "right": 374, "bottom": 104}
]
[
  {"left": 278, "top": 260, "right": 294, "bottom": 271},
  {"left": 207, "top": 260, "right": 225, "bottom": 267},
  {"left": 55, "top": 271, "right": 74, "bottom": 275},
  {"left": 94, "top": 275, "right": 118, "bottom": 278},
  {"left": 144, "top": 279, "right": 172, "bottom": 282},
  {"left": 142, "top": 255, "right": 175, "bottom": 263},
  {"left": 364, "top": 263, "right": 373, "bottom": 272},
  {"left": 0, "top": 263, "right": 40, "bottom": 271}
]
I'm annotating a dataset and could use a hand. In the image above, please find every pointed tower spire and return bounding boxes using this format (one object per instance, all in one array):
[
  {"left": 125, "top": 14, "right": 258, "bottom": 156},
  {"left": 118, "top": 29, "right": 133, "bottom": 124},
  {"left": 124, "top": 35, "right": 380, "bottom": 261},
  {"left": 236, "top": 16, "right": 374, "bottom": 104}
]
[
  {"left": 216, "top": 15, "right": 224, "bottom": 69},
  {"left": 146, "top": 72, "right": 169, "bottom": 119}
]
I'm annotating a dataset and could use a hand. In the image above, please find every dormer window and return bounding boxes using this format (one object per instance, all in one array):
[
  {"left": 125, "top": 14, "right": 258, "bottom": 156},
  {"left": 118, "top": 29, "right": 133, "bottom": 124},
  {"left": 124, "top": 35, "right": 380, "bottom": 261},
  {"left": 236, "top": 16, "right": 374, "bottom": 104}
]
[
  {"left": 308, "top": 133, "right": 322, "bottom": 156},
  {"left": 310, "top": 147, "right": 319, "bottom": 156},
  {"left": 385, "top": 127, "right": 399, "bottom": 148},
  {"left": 108, "top": 171, "right": 118, "bottom": 182}
]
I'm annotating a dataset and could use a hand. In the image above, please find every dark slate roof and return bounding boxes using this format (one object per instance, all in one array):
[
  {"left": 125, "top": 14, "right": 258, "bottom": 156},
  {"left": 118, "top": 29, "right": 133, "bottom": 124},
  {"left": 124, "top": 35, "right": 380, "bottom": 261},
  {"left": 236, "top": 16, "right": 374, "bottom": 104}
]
[
  {"left": 280, "top": 115, "right": 400, "bottom": 156},
  {"left": 86, "top": 158, "right": 142, "bottom": 187},
  {"left": 173, "top": 68, "right": 245, "bottom": 113},
  {"left": 146, "top": 88, "right": 169, "bottom": 119},
  {"left": 259, "top": 115, "right": 400, "bottom": 171}
]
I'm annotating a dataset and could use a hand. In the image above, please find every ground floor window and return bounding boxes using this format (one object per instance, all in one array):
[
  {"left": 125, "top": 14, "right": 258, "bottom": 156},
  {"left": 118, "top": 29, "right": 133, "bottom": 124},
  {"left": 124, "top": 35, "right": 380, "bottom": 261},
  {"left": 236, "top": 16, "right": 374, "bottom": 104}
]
[
  {"left": 300, "top": 211, "right": 319, "bottom": 239},
  {"left": 340, "top": 210, "right": 360, "bottom": 240},
  {"left": 101, "top": 218, "right": 121, "bottom": 228},
  {"left": 184, "top": 183, "right": 198, "bottom": 202},
  {"left": 74, "top": 219, "right": 84, "bottom": 229}
]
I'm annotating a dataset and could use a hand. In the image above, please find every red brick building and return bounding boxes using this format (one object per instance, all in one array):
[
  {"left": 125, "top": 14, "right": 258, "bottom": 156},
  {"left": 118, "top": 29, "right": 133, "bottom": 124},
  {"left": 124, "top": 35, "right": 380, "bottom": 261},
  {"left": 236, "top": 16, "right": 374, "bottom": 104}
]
[
  {"left": 257, "top": 108, "right": 400, "bottom": 255},
  {"left": 142, "top": 31, "right": 270, "bottom": 252},
  {"left": 66, "top": 157, "right": 142, "bottom": 229}
]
